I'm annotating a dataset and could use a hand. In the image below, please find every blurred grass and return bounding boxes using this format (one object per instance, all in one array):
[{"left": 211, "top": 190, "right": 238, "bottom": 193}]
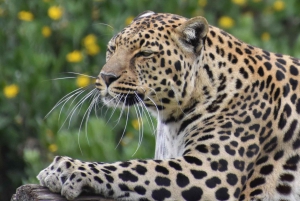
[{"left": 1, "top": 0, "right": 300, "bottom": 200}]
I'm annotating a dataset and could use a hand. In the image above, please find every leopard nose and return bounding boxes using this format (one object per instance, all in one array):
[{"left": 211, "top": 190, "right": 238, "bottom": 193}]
[{"left": 100, "top": 72, "right": 120, "bottom": 87}]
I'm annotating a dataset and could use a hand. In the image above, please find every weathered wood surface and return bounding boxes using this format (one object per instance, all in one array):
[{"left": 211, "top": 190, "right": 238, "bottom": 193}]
[{"left": 11, "top": 184, "right": 114, "bottom": 201}]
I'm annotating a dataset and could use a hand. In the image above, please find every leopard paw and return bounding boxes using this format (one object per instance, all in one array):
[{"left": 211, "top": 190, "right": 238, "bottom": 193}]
[{"left": 37, "top": 156, "right": 93, "bottom": 200}]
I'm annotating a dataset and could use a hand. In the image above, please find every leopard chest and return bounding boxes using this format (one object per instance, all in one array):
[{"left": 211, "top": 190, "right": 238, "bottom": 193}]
[{"left": 154, "top": 121, "right": 185, "bottom": 159}]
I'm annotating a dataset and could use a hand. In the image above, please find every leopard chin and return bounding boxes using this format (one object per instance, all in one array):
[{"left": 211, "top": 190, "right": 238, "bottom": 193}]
[{"left": 102, "top": 92, "right": 145, "bottom": 107}]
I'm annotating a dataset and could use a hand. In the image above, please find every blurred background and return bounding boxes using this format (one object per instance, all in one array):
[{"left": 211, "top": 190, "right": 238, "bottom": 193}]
[{"left": 1, "top": 0, "right": 300, "bottom": 200}]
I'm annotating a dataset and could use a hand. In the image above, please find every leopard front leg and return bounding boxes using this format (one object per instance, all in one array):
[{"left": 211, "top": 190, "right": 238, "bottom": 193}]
[
  {"left": 38, "top": 154, "right": 247, "bottom": 200},
  {"left": 37, "top": 156, "right": 107, "bottom": 200}
]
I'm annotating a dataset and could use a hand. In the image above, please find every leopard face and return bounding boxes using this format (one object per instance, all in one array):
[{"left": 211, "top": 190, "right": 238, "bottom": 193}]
[{"left": 96, "top": 11, "right": 209, "bottom": 122}]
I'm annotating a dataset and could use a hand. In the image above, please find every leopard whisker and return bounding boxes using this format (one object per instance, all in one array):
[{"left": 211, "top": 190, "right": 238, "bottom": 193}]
[
  {"left": 60, "top": 89, "right": 95, "bottom": 131},
  {"left": 106, "top": 94, "right": 123, "bottom": 125},
  {"left": 78, "top": 89, "right": 98, "bottom": 147},
  {"left": 112, "top": 92, "right": 129, "bottom": 130},
  {"left": 90, "top": 90, "right": 100, "bottom": 120},
  {"left": 135, "top": 99, "right": 144, "bottom": 148},
  {"left": 64, "top": 72, "right": 97, "bottom": 79},
  {"left": 132, "top": 102, "right": 144, "bottom": 156},
  {"left": 94, "top": 22, "right": 114, "bottom": 31},
  {"left": 44, "top": 87, "right": 85, "bottom": 119},
  {"left": 114, "top": 92, "right": 129, "bottom": 149},
  {"left": 139, "top": 86, "right": 164, "bottom": 118},
  {"left": 93, "top": 93, "right": 101, "bottom": 120},
  {"left": 137, "top": 86, "right": 162, "bottom": 117},
  {"left": 103, "top": 94, "right": 121, "bottom": 118},
  {"left": 42, "top": 75, "right": 77, "bottom": 82},
  {"left": 86, "top": 89, "right": 99, "bottom": 127},
  {"left": 138, "top": 102, "right": 145, "bottom": 149},
  {"left": 115, "top": 105, "right": 130, "bottom": 149},
  {"left": 134, "top": 91, "right": 156, "bottom": 134},
  {"left": 47, "top": 77, "right": 77, "bottom": 81},
  {"left": 59, "top": 88, "right": 88, "bottom": 121},
  {"left": 145, "top": 94, "right": 160, "bottom": 118}
]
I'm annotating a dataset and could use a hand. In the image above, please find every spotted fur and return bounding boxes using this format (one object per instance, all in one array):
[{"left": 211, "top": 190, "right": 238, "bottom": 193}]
[{"left": 38, "top": 11, "right": 300, "bottom": 201}]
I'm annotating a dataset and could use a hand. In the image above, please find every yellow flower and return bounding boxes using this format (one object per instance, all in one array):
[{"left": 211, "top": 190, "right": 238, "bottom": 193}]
[
  {"left": 218, "top": 16, "right": 235, "bottom": 29},
  {"left": 3, "top": 84, "right": 19, "bottom": 98},
  {"left": 48, "top": 6, "right": 63, "bottom": 20},
  {"left": 132, "top": 118, "right": 142, "bottom": 130},
  {"left": 18, "top": 11, "right": 34, "bottom": 21},
  {"left": 125, "top": 16, "right": 134, "bottom": 25},
  {"left": 86, "top": 44, "right": 100, "bottom": 55},
  {"left": 48, "top": 144, "right": 58, "bottom": 152},
  {"left": 232, "top": 0, "right": 247, "bottom": 6},
  {"left": 76, "top": 75, "right": 90, "bottom": 88},
  {"left": 198, "top": 0, "right": 207, "bottom": 7},
  {"left": 273, "top": 0, "right": 285, "bottom": 11},
  {"left": 66, "top": 50, "right": 83, "bottom": 63},
  {"left": 83, "top": 34, "right": 97, "bottom": 47},
  {"left": 42, "top": 26, "right": 52, "bottom": 37},
  {"left": 83, "top": 34, "right": 100, "bottom": 55},
  {"left": 261, "top": 32, "right": 270, "bottom": 41}
]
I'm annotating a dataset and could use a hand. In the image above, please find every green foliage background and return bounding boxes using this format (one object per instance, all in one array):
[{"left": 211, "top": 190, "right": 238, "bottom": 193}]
[{"left": 1, "top": 0, "right": 300, "bottom": 200}]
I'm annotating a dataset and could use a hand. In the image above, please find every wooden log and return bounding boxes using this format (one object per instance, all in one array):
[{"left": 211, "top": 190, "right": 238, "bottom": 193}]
[{"left": 11, "top": 184, "right": 114, "bottom": 201}]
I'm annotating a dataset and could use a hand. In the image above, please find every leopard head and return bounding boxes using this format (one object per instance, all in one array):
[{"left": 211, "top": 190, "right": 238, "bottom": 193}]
[{"left": 96, "top": 11, "right": 209, "bottom": 121}]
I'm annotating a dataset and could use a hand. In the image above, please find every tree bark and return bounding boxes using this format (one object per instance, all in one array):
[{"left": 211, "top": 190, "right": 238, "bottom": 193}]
[{"left": 11, "top": 184, "right": 114, "bottom": 201}]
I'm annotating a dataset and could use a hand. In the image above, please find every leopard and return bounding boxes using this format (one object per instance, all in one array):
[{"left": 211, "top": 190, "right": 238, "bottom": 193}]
[{"left": 37, "top": 11, "right": 300, "bottom": 201}]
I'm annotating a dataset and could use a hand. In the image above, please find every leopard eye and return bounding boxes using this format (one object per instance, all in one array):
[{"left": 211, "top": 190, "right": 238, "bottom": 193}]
[{"left": 137, "top": 50, "right": 154, "bottom": 57}]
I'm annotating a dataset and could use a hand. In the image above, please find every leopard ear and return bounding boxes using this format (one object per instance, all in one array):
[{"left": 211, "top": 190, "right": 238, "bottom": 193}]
[{"left": 175, "top": 17, "right": 209, "bottom": 52}]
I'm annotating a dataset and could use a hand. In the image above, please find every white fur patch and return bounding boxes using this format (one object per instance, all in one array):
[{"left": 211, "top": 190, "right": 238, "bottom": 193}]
[
  {"left": 138, "top": 11, "right": 155, "bottom": 18},
  {"left": 183, "top": 28, "right": 196, "bottom": 40}
]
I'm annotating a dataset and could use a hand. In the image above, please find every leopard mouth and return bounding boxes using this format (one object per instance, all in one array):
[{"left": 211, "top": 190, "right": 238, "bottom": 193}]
[
  {"left": 102, "top": 92, "right": 145, "bottom": 107},
  {"left": 120, "top": 93, "right": 145, "bottom": 106}
]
